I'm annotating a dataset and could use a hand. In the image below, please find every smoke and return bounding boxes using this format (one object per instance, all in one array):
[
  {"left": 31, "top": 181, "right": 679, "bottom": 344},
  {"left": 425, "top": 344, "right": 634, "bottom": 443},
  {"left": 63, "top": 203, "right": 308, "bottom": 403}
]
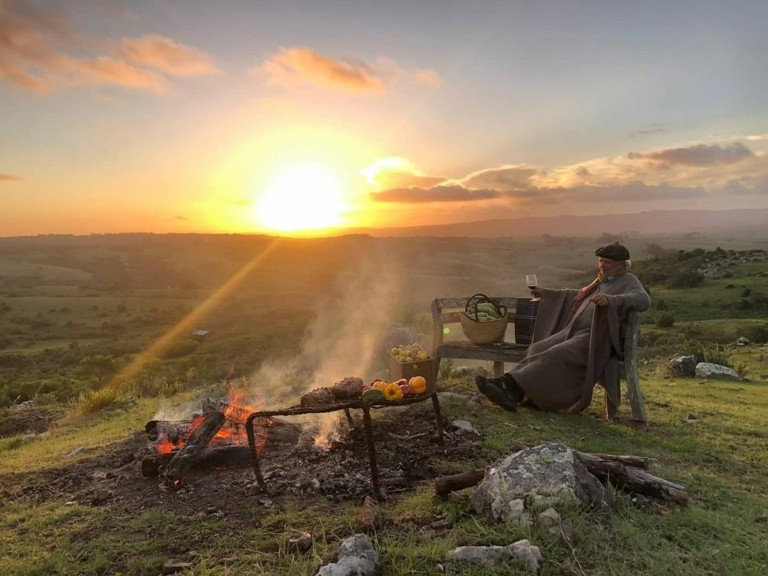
[
  {"left": 152, "top": 397, "right": 203, "bottom": 422},
  {"left": 150, "top": 242, "right": 409, "bottom": 444},
  {"left": 302, "top": 244, "right": 404, "bottom": 387},
  {"left": 232, "top": 242, "right": 406, "bottom": 437}
]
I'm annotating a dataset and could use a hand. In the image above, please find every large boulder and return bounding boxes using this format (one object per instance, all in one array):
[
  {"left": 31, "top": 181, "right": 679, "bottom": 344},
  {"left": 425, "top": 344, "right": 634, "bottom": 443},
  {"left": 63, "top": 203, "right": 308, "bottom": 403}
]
[
  {"left": 667, "top": 355, "right": 696, "bottom": 377},
  {"left": 471, "top": 443, "right": 609, "bottom": 523},
  {"left": 695, "top": 362, "right": 743, "bottom": 381}
]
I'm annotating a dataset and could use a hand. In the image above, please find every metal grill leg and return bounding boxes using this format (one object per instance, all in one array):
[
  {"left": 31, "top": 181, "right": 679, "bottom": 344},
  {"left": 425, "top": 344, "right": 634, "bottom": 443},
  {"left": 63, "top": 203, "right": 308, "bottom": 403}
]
[
  {"left": 361, "top": 404, "right": 382, "bottom": 500},
  {"left": 246, "top": 415, "right": 269, "bottom": 495}
]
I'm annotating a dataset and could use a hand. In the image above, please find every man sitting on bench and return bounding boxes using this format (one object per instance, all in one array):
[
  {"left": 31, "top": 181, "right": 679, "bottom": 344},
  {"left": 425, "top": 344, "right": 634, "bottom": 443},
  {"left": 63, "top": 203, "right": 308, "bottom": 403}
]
[{"left": 476, "top": 242, "right": 650, "bottom": 413}]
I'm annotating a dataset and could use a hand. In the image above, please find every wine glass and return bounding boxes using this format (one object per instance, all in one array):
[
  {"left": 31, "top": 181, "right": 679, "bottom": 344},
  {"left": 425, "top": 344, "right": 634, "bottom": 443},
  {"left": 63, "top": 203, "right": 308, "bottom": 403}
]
[{"left": 525, "top": 274, "right": 539, "bottom": 301}]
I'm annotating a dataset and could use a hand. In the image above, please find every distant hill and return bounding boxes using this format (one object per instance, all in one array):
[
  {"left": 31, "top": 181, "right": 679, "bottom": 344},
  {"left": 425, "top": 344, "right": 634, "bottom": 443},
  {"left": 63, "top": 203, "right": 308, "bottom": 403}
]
[{"left": 343, "top": 208, "right": 768, "bottom": 238}]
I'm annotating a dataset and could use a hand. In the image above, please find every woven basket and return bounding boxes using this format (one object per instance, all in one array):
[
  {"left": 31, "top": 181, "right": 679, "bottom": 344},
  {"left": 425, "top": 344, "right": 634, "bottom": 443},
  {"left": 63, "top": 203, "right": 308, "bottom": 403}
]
[{"left": 460, "top": 311, "right": 508, "bottom": 344}]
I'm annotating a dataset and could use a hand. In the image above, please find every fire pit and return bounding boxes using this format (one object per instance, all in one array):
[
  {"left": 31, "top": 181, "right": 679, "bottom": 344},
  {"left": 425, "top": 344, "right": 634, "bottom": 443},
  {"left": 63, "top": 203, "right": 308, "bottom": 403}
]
[{"left": 143, "top": 392, "right": 443, "bottom": 500}]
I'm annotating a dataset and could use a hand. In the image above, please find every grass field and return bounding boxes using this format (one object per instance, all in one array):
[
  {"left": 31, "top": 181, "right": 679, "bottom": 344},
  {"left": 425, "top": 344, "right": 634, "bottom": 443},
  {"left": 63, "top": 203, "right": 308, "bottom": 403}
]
[
  {"left": 1, "top": 233, "right": 768, "bottom": 575},
  {"left": 1, "top": 371, "right": 767, "bottom": 575}
]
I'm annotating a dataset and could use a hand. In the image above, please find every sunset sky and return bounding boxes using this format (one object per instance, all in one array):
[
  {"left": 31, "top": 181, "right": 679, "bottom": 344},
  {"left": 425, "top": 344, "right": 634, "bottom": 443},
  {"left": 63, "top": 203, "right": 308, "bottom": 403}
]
[{"left": 2, "top": 0, "right": 767, "bottom": 237}]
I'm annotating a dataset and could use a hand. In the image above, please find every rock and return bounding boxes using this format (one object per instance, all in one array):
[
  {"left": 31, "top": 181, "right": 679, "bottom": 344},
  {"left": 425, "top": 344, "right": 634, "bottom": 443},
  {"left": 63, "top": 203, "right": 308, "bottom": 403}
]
[
  {"left": 315, "top": 534, "right": 379, "bottom": 576},
  {"left": 667, "top": 355, "right": 696, "bottom": 377},
  {"left": 162, "top": 559, "right": 193, "bottom": 574},
  {"left": 537, "top": 507, "right": 560, "bottom": 529},
  {"left": 450, "top": 419, "right": 479, "bottom": 435},
  {"left": 694, "top": 362, "right": 743, "bottom": 381},
  {"left": 448, "top": 539, "right": 542, "bottom": 572},
  {"left": 288, "top": 530, "right": 313, "bottom": 553},
  {"left": 471, "top": 443, "right": 609, "bottom": 522},
  {"left": 492, "top": 498, "right": 531, "bottom": 527},
  {"left": 354, "top": 496, "right": 383, "bottom": 532}
]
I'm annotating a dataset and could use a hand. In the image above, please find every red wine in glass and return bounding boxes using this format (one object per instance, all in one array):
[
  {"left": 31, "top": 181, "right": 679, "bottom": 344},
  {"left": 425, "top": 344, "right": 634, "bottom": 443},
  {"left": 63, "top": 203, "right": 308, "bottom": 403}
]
[{"left": 526, "top": 274, "right": 539, "bottom": 301}]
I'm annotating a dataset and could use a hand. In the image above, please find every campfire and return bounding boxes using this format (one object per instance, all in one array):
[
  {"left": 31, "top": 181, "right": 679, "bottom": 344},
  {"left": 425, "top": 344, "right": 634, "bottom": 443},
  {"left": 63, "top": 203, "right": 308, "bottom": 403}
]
[
  {"left": 141, "top": 378, "right": 444, "bottom": 499},
  {"left": 142, "top": 395, "right": 303, "bottom": 489}
]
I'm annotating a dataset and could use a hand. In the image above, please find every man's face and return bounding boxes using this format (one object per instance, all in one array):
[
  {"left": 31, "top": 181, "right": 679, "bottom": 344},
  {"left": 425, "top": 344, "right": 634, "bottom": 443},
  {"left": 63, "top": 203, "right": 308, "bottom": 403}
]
[{"left": 598, "top": 257, "right": 623, "bottom": 277}]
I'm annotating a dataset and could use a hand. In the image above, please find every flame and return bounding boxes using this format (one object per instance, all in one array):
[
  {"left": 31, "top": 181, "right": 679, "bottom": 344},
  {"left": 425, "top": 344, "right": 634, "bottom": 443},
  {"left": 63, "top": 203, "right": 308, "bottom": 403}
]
[{"left": 151, "top": 391, "right": 272, "bottom": 455}]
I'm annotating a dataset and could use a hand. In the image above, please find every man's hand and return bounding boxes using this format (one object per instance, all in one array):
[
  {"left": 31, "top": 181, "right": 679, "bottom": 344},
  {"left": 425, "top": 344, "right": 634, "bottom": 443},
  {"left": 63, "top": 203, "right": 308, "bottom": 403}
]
[{"left": 590, "top": 293, "right": 609, "bottom": 307}]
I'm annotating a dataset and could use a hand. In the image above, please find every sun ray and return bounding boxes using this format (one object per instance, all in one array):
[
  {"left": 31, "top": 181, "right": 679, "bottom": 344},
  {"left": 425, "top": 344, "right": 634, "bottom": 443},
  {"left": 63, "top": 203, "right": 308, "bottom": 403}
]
[{"left": 100, "top": 238, "right": 284, "bottom": 393}]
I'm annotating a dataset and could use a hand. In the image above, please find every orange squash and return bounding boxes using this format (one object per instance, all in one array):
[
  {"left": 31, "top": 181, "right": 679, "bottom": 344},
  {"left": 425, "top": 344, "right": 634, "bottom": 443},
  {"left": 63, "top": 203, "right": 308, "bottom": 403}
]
[{"left": 408, "top": 375, "right": 428, "bottom": 395}]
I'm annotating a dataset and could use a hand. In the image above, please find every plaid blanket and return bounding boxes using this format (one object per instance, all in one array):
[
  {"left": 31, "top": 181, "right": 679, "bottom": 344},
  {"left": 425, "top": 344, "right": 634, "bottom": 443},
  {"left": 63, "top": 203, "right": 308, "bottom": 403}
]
[{"left": 514, "top": 299, "right": 539, "bottom": 345}]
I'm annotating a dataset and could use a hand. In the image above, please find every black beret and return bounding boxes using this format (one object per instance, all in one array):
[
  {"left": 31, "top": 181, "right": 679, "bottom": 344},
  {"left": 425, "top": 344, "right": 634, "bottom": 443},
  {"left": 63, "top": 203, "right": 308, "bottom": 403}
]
[{"left": 595, "top": 242, "right": 630, "bottom": 260}]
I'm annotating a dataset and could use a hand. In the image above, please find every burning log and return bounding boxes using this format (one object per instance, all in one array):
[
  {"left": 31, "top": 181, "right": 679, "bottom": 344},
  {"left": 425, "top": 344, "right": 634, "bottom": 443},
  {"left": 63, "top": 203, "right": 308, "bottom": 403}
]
[
  {"left": 146, "top": 402, "right": 304, "bottom": 484},
  {"left": 142, "top": 446, "right": 253, "bottom": 477},
  {"left": 433, "top": 451, "right": 689, "bottom": 505},
  {"left": 146, "top": 419, "right": 248, "bottom": 447},
  {"left": 161, "top": 410, "right": 226, "bottom": 488},
  {"left": 202, "top": 397, "right": 252, "bottom": 423}
]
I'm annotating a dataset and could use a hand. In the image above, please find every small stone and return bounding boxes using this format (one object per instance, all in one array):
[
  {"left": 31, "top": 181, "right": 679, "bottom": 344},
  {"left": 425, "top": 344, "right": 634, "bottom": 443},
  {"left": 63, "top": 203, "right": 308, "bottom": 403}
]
[{"left": 162, "top": 559, "right": 193, "bottom": 574}]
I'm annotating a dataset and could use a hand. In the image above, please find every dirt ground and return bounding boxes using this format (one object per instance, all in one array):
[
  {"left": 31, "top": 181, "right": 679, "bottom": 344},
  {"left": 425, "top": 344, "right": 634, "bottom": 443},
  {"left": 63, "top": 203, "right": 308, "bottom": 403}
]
[{"left": 1, "top": 396, "right": 493, "bottom": 524}]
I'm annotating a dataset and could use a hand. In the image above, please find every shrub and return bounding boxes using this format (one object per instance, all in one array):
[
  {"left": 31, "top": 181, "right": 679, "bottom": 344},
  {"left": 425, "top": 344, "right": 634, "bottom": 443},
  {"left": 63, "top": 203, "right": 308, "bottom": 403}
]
[
  {"left": 680, "top": 343, "right": 732, "bottom": 367},
  {"left": 734, "top": 361, "right": 749, "bottom": 379},
  {"left": 668, "top": 270, "right": 703, "bottom": 289},
  {"left": 71, "top": 387, "right": 120, "bottom": 417},
  {"left": 655, "top": 299, "right": 668, "bottom": 311},
  {"left": 162, "top": 339, "right": 199, "bottom": 359}
]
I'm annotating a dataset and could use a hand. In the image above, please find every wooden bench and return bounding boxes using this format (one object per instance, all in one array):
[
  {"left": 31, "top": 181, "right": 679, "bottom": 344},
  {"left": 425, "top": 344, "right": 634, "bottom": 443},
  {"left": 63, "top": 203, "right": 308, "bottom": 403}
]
[{"left": 430, "top": 296, "right": 647, "bottom": 423}]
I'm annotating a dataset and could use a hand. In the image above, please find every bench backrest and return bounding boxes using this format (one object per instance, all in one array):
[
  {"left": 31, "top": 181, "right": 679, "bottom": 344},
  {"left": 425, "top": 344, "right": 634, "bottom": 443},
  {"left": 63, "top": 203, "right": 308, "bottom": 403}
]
[{"left": 431, "top": 296, "right": 539, "bottom": 346}]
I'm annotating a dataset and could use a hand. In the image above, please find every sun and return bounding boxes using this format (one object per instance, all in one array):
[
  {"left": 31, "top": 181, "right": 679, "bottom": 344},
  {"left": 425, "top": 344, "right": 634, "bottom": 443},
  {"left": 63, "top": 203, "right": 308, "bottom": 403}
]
[{"left": 254, "top": 163, "right": 348, "bottom": 234}]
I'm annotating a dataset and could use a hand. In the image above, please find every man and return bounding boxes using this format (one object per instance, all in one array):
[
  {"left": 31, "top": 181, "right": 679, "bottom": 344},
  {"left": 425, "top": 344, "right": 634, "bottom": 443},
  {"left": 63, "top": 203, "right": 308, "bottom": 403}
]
[{"left": 476, "top": 242, "right": 650, "bottom": 413}]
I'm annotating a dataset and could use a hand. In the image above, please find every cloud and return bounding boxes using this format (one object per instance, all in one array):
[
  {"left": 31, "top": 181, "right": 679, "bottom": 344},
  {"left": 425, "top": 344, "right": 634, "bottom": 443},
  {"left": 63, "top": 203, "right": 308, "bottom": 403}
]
[
  {"left": 258, "top": 46, "right": 441, "bottom": 93},
  {"left": 460, "top": 165, "right": 540, "bottom": 191},
  {"left": 0, "top": 171, "right": 21, "bottom": 182},
  {"left": 372, "top": 185, "right": 499, "bottom": 203},
  {"left": 628, "top": 142, "right": 754, "bottom": 167},
  {"left": 370, "top": 170, "right": 445, "bottom": 190},
  {"left": 68, "top": 56, "right": 169, "bottom": 92},
  {"left": 259, "top": 47, "right": 385, "bottom": 92},
  {"left": 117, "top": 35, "right": 220, "bottom": 76},
  {"left": 361, "top": 157, "right": 446, "bottom": 190},
  {"left": 0, "top": 0, "right": 217, "bottom": 93},
  {"left": 366, "top": 139, "right": 767, "bottom": 214},
  {"left": 412, "top": 68, "right": 441, "bottom": 86}
]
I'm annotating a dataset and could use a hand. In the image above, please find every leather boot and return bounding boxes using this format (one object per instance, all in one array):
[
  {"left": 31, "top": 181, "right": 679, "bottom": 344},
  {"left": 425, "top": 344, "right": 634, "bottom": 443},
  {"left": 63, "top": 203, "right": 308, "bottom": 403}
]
[{"left": 474, "top": 375, "right": 518, "bottom": 411}]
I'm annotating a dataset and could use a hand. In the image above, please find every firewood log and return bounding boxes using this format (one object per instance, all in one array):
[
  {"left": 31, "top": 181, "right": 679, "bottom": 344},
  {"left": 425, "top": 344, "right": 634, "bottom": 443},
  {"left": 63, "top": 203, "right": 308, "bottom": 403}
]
[{"left": 161, "top": 410, "right": 225, "bottom": 487}]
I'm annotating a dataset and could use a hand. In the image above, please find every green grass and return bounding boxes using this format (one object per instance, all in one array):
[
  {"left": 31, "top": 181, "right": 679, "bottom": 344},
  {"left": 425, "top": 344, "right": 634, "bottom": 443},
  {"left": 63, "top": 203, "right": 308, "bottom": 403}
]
[
  {"left": 2, "top": 374, "right": 768, "bottom": 575},
  {"left": 3, "top": 235, "right": 768, "bottom": 574}
]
